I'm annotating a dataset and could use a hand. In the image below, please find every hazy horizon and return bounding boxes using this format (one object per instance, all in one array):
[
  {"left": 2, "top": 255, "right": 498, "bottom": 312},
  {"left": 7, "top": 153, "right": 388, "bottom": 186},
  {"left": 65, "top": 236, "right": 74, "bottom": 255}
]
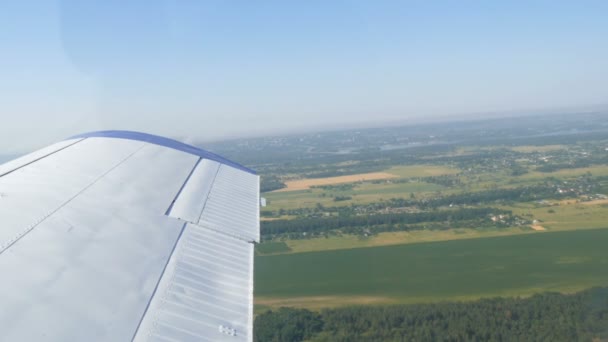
[{"left": 2, "top": 1, "right": 608, "bottom": 153}]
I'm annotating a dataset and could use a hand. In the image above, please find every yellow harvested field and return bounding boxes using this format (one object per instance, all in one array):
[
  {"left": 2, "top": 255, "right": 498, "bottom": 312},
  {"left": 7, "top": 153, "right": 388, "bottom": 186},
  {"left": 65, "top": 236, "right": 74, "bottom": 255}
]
[
  {"left": 275, "top": 172, "right": 398, "bottom": 192},
  {"left": 256, "top": 296, "right": 396, "bottom": 310},
  {"left": 530, "top": 225, "right": 546, "bottom": 231}
]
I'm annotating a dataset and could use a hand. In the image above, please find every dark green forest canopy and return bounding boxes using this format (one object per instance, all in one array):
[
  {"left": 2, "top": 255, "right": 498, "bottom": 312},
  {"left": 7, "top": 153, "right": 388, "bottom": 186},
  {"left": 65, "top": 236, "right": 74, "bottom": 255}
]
[{"left": 255, "top": 287, "right": 608, "bottom": 342}]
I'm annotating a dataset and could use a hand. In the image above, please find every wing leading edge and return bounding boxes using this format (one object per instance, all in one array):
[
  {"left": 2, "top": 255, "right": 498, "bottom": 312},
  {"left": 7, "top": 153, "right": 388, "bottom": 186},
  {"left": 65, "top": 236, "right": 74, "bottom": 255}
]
[{"left": 0, "top": 131, "right": 259, "bottom": 341}]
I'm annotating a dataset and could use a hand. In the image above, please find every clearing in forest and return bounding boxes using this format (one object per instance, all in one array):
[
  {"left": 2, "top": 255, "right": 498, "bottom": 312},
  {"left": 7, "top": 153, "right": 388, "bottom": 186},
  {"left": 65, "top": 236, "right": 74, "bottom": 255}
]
[{"left": 275, "top": 172, "right": 398, "bottom": 192}]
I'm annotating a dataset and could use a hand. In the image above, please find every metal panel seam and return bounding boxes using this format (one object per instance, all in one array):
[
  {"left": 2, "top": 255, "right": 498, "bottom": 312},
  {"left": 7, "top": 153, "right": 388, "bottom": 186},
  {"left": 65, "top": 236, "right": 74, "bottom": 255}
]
[
  {"left": 130, "top": 221, "right": 189, "bottom": 341},
  {"left": 195, "top": 163, "right": 222, "bottom": 224},
  {"left": 247, "top": 240, "right": 255, "bottom": 341},
  {"left": 164, "top": 157, "right": 202, "bottom": 216},
  {"left": 255, "top": 174, "right": 261, "bottom": 241},
  {"left": 0, "top": 142, "right": 146, "bottom": 256},
  {"left": 0, "top": 138, "right": 84, "bottom": 178}
]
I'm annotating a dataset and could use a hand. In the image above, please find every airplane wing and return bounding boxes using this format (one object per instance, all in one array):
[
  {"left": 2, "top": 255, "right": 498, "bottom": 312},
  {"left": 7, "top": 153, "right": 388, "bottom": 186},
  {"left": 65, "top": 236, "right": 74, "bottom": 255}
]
[{"left": 0, "top": 131, "right": 259, "bottom": 341}]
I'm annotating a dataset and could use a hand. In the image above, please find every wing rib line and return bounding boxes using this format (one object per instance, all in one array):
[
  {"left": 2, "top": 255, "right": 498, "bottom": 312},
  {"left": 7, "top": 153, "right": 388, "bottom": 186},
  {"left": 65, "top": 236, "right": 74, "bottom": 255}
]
[
  {"left": 164, "top": 157, "right": 202, "bottom": 216},
  {"left": 130, "top": 221, "right": 188, "bottom": 341},
  {"left": 0, "top": 138, "right": 84, "bottom": 178},
  {"left": 0, "top": 142, "right": 145, "bottom": 255}
]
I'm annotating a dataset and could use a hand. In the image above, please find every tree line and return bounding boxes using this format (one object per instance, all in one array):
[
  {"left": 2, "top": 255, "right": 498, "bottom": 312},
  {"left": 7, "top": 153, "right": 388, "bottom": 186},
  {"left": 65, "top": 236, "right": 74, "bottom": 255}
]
[
  {"left": 260, "top": 175, "right": 287, "bottom": 192},
  {"left": 261, "top": 207, "right": 514, "bottom": 239},
  {"left": 255, "top": 287, "right": 608, "bottom": 341}
]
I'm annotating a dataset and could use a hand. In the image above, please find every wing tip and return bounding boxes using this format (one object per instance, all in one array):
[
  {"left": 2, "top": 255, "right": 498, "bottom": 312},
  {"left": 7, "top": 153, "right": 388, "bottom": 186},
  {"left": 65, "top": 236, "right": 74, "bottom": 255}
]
[{"left": 67, "top": 130, "right": 257, "bottom": 175}]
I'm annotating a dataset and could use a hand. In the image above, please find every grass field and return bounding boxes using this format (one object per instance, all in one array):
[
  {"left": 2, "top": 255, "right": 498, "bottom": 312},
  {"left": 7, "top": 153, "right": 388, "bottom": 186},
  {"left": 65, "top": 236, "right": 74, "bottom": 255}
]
[
  {"left": 264, "top": 181, "right": 444, "bottom": 210},
  {"left": 255, "top": 228, "right": 608, "bottom": 309},
  {"left": 353, "top": 181, "right": 443, "bottom": 195},
  {"left": 519, "top": 165, "right": 608, "bottom": 179},
  {"left": 258, "top": 227, "right": 536, "bottom": 255},
  {"left": 454, "top": 166, "right": 608, "bottom": 192},
  {"left": 510, "top": 145, "right": 566, "bottom": 153},
  {"left": 255, "top": 241, "right": 292, "bottom": 254},
  {"left": 275, "top": 172, "right": 398, "bottom": 192},
  {"left": 264, "top": 189, "right": 349, "bottom": 210},
  {"left": 504, "top": 201, "right": 608, "bottom": 231},
  {"left": 386, "top": 165, "right": 460, "bottom": 177},
  {"left": 258, "top": 201, "right": 608, "bottom": 255}
]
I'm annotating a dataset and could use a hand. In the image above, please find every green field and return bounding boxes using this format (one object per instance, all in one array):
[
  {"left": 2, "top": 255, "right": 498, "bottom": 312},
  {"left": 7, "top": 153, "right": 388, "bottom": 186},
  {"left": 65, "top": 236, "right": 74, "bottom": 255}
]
[
  {"left": 385, "top": 165, "right": 460, "bottom": 177},
  {"left": 257, "top": 226, "right": 537, "bottom": 255},
  {"left": 255, "top": 241, "right": 292, "bottom": 255},
  {"left": 255, "top": 228, "right": 608, "bottom": 308},
  {"left": 264, "top": 181, "right": 444, "bottom": 210},
  {"left": 505, "top": 201, "right": 608, "bottom": 231}
]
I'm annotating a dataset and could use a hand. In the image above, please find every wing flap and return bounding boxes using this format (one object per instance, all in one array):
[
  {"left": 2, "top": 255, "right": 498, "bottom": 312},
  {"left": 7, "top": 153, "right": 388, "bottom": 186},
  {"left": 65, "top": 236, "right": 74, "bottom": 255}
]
[
  {"left": 198, "top": 165, "right": 260, "bottom": 242},
  {"left": 134, "top": 223, "right": 254, "bottom": 342}
]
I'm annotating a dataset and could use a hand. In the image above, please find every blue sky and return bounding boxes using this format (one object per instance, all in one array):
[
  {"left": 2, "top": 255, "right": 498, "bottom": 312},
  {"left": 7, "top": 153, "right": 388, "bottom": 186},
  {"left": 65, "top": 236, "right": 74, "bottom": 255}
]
[{"left": 1, "top": 1, "right": 608, "bottom": 153}]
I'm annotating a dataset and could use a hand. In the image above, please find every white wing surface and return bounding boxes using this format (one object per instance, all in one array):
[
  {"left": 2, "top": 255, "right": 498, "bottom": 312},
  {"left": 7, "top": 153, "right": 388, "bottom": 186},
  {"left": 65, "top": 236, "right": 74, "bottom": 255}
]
[{"left": 0, "top": 131, "right": 259, "bottom": 341}]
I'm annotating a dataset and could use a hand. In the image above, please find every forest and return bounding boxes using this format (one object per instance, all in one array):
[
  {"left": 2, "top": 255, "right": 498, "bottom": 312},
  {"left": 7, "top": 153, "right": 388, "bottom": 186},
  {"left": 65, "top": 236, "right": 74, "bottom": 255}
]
[{"left": 254, "top": 287, "right": 608, "bottom": 342}]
